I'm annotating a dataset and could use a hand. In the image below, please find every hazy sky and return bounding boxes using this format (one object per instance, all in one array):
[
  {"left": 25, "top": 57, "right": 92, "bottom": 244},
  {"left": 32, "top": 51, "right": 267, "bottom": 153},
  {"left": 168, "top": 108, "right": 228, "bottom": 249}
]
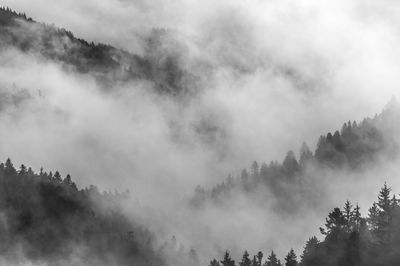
[{"left": 2, "top": 0, "right": 400, "bottom": 263}]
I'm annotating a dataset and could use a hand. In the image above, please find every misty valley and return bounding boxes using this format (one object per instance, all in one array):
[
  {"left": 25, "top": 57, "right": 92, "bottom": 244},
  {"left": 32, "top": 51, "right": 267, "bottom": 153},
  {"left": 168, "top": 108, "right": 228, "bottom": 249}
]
[{"left": 1, "top": 3, "right": 400, "bottom": 266}]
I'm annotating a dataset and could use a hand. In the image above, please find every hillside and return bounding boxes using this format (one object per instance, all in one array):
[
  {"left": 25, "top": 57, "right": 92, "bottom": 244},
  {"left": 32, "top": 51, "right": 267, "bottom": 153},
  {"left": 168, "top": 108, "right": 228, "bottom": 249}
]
[
  {"left": 191, "top": 98, "right": 400, "bottom": 210},
  {"left": 0, "top": 158, "right": 167, "bottom": 265},
  {"left": 208, "top": 184, "right": 400, "bottom": 266},
  {"left": 0, "top": 7, "right": 197, "bottom": 96}
]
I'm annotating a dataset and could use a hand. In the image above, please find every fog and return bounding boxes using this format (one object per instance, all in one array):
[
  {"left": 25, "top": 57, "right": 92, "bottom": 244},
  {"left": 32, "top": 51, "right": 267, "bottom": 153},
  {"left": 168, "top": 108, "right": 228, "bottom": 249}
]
[{"left": 1, "top": 0, "right": 400, "bottom": 264}]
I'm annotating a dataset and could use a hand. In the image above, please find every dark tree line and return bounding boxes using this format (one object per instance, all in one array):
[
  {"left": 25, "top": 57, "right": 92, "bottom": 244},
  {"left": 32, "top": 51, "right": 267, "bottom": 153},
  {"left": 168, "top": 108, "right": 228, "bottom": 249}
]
[
  {"left": 209, "top": 183, "right": 400, "bottom": 266},
  {"left": 0, "top": 158, "right": 167, "bottom": 266},
  {"left": 0, "top": 6, "right": 197, "bottom": 96},
  {"left": 192, "top": 99, "right": 400, "bottom": 209}
]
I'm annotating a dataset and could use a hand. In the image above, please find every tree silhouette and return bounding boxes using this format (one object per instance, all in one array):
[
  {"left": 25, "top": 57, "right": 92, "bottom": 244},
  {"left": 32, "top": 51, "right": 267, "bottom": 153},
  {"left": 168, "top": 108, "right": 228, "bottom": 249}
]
[
  {"left": 284, "top": 249, "right": 297, "bottom": 266},
  {"left": 221, "top": 251, "right": 236, "bottom": 266},
  {"left": 264, "top": 251, "right": 280, "bottom": 266},
  {"left": 210, "top": 259, "right": 221, "bottom": 266},
  {"left": 239, "top": 250, "right": 252, "bottom": 266}
]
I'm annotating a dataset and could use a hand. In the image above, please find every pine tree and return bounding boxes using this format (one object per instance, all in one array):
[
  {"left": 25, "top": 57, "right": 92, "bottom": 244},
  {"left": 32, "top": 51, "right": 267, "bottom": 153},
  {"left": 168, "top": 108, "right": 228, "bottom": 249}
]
[
  {"left": 27, "top": 167, "right": 34, "bottom": 176},
  {"left": 368, "top": 202, "right": 380, "bottom": 232},
  {"left": 239, "top": 250, "right": 252, "bottom": 266},
  {"left": 300, "top": 236, "right": 319, "bottom": 263},
  {"left": 299, "top": 142, "right": 313, "bottom": 168},
  {"left": 343, "top": 200, "right": 353, "bottom": 232},
  {"left": 320, "top": 208, "right": 346, "bottom": 235},
  {"left": 221, "top": 251, "right": 236, "bottom": 266},
  {"left": 4, "top": 158, "right": 16, "bottom": 176},
  {"left": 375, "top": 183, "right": 394, "bottom": 244},
  {"left": 282, "top": 150, "right": 299, "bottom": 175},
  {"left": 210, "top": 259, "right": 221, "bottom": 266},
  {"left": 54, "top": 171, "right": 62, "bottom": 183},
  {"left": 377, "top": 183, "right": 392, "bottom": 214},
  {"left": 284, "top": 249, "right": 297, "bottom": 266},
  {"left": 19, "top": 164, "right": 27, "bottom": 175},
  {"left": 351, "top": 204, "right": 362, "bottom": 231},
  {"left": 257, "top": 251, "right": 263, "bottom": 266},
  {"left": 332, "top": 130, "right": 344, "bottom": 151},
  {"left": 63, "top": 174, "right": 73, "bottom": 186},
  {"left": 264, "top": 251, "right": 280, "bottom": 266}
]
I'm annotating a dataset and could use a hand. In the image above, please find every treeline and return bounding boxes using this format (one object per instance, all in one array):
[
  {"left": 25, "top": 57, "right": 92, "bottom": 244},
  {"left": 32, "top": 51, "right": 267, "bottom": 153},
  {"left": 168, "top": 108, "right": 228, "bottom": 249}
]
[
  {"left": 209, "top": 183, "right": 400, "bottom": 266},
  {"left": 0, "top": 158, "right": 167, "bottom": 266},
  {"left": 192, "top": 99, "right": 400, "bottom": 208},
  {"left": 0, "top": 6, "right": 196, "bottom": 96},
  {"left": 0, "top": 7, "right": 33, "bottom": 25}
]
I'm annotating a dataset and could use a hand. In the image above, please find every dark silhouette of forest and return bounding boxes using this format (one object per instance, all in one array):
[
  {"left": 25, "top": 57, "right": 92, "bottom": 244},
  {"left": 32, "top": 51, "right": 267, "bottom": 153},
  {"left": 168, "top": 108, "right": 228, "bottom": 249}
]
[
  {"left": 0, "top": 158, "right": 168, "bottom": 265},
  {"left": 191, "top": 98, "right": 400, "bottom": 210},
  {"left": 208, "top": 183, "right": 400, "bottom": 266},
  {"left": 0, "top": 6, "right": 197, "bottom": 96}
]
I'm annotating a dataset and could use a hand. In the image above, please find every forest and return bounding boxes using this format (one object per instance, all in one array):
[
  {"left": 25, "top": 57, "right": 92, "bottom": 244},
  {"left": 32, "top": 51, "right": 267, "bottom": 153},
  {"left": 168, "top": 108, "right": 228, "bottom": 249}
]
[
  {"left": 0, "top": 7, "right": 195, "bottom": 96},
  {"left": 0, "top": 157, "right": 202, "bottom": 266},
  {"left": 191, "top": 98, "right": 400, "bottom": 210},
  {"left": 0, "top": 158, "right": 166, "bottom": 265},
  {"left": 208, "top": 183, "right": 400, "bottom": 266}
]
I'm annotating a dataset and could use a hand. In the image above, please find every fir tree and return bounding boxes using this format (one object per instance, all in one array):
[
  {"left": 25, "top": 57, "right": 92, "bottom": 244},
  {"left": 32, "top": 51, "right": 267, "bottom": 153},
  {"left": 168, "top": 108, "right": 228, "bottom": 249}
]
[
  {"left": 264, "top": 251, "right": 280, "bottom": 266},
  {"left": 284, "top": 249, "right": 297, "bottom": 266},
  {"left": 239, "top": 250, "right": 252, "bottom": 266},
  {"left": 221, "top": 251, "right": 236, "bottom": 266}
]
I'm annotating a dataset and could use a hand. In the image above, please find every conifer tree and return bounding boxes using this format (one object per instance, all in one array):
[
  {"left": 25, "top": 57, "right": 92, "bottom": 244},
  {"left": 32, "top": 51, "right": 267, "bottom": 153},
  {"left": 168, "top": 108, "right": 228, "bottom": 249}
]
[
  {"left": 300, "top": 236, "right": 319, "bottom": 264},
  {"left": 54, "top": 171, "right": 62, "bottom": 183},
  {"left": 299, "top": 142, "right": 313, "bottom": 168},
  {"left": 4, "top": 158, "right": 16, "bottom": 175},
  {"left": 368, "top": 202, "right": 380, "bottom": 232},
  {"left": 19, "top": 164, "right": 27, "bottom": 175},
  {"left": 210, "top": 259, "right": 221, "bottom": 266},
  {"left": 239, "top": 250, "right": 252, "bottom": 266},
  {"left": 320, "top": 208, "right": 346, "bottom": 235},
  {"left": 257, "top": 251, "right": 263, "bottom": 266},
  {"left": 343, "top": 200, "right": 353, "bottom": 232},
  {"left": 284, "top": 249, "right": 297, "bottom": 266},
  {"left": 221, "top": 251, "right": 236, "bottom": 266},
  {"left": 351, "top": 204, "right": 363, "bottom": 231},
  {"left": 264, "top": 251, "right": 280, "bottom": 266}
]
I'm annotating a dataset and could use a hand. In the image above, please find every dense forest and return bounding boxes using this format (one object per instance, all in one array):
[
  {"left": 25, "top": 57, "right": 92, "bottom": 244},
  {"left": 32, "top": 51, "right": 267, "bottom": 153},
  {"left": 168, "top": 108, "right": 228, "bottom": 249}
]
[
  {"left": 0, "top": 158, "right": 169, "bottom": 265},
  {"left": 208, "top": 183, "right": 400, "bottom": 266},
  {"left": 191, "top": 98, "right": 400, "bottom": 210},
  {"left": 0, "top": 157, "right": 199, "bottom": 266},
  {"left": 0, "top": 7, "right": 197, "bottom": 96}
]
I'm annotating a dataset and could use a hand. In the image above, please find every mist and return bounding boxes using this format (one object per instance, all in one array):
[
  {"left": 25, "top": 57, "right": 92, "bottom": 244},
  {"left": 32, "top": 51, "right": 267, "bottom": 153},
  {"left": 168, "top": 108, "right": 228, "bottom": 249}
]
[{"left": 1, "top": 0, "right": 400, "bottom": 265}]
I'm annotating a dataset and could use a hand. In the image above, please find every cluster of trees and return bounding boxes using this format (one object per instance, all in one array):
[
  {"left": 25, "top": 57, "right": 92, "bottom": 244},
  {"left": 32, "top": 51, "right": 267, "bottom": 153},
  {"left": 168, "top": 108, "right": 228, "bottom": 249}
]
[
  {"left": 208, "top": 249, "right": 296, "bottom": 266},
  {"left": 0, "top": 6, "right": 143, "bottom": 78},
  {"left": 209, "top": 183, "right": 400, "bottom": 266},
  {"left": 192, "top": 100, "right": 400, "bottom": 208},
  {"left": 0, "top": 6, "right": 33, "bottom": 26},
  {"left": 0, "top": 158, "right": 167, "bottom": 266},
  {"left": 0, "top": 6, "right": 196, "bottom": 96}
]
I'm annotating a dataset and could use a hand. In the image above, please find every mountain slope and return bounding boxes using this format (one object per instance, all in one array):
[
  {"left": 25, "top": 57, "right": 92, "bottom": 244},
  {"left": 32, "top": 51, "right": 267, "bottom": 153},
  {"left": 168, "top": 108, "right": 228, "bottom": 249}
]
[
  {"left": 191, "top": 98, "right": 400, "bottom": 210},
  {"left": 0, "top": 158, "right": 166, "bottom": 266},
  {"left": 209, "top": 184, "right": 400, "bottom": 266},
  {"left": 0, "top": 7, "right": 197, "bottom": 96}
]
